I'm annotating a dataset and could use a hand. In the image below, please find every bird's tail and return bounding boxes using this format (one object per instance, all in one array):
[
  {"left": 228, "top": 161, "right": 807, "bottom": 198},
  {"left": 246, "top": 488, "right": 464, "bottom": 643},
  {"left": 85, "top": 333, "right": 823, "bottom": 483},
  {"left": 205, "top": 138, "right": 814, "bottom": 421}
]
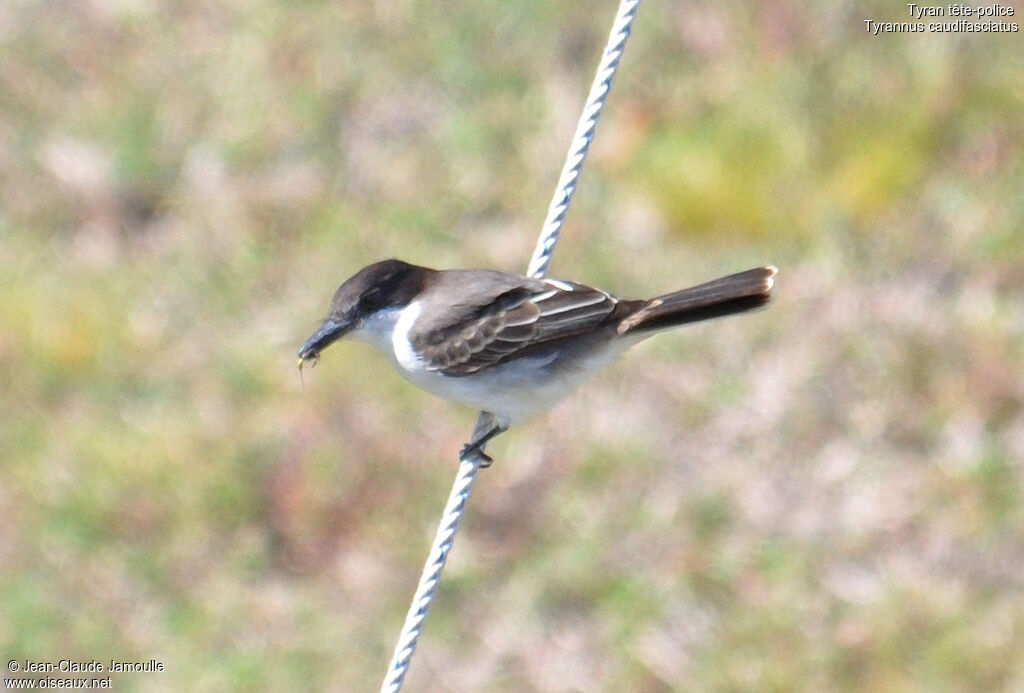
[{"left": 617, "top": 266, "right": 777, "bottom": 335}]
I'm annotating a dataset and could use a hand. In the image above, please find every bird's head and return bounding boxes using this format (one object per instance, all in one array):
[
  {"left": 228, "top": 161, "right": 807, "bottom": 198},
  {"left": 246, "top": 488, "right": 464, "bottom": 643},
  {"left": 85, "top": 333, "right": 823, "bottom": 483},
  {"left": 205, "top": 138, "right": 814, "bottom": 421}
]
[{"left": 297, "top": 259, "right": 424, "bottom": 367}]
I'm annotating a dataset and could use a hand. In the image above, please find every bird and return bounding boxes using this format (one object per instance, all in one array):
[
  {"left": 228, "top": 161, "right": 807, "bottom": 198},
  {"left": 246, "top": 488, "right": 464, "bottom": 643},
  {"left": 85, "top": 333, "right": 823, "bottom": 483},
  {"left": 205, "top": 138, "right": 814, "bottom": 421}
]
[{"left": 298, "top": 259, "right": 776, "bottom": 465}]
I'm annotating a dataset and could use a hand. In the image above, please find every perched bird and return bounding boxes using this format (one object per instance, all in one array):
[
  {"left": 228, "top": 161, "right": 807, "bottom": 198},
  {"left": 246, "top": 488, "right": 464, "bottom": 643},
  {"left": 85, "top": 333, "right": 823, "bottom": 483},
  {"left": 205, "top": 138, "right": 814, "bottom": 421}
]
[{"left": 299, "top": 259, "right": 776, "bottom": 465}]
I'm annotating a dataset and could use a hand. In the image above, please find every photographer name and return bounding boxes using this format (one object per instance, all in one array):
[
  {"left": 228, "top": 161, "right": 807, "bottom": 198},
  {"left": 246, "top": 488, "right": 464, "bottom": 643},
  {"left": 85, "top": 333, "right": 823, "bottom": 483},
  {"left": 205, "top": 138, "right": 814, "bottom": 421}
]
[{"left": 20, "top": 659, "right": 164, "bottom": 674}]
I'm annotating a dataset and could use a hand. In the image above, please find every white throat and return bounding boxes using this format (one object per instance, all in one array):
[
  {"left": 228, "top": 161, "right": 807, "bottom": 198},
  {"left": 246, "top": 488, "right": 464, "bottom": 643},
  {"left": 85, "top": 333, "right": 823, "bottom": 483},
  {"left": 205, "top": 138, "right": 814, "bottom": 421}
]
[
  {"left": 392, "top": 301, "right": 425, "bottom": 371},
  {"left": 350, "top": 301, "right": 425, "bottom": 372}
]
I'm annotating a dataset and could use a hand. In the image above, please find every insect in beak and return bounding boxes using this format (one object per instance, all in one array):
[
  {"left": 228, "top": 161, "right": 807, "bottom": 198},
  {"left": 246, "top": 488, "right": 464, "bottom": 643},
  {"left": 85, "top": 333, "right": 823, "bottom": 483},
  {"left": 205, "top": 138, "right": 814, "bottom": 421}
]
[{"left": 297, "top": 353, "right": 319, "bottom": 386}]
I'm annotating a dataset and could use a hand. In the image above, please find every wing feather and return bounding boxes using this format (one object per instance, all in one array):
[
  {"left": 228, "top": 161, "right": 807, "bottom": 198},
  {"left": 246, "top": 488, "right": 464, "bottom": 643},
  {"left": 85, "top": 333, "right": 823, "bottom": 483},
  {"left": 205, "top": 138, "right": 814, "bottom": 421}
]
[{"left": 408, "top": 272, "right": 620, "bottom": 376}]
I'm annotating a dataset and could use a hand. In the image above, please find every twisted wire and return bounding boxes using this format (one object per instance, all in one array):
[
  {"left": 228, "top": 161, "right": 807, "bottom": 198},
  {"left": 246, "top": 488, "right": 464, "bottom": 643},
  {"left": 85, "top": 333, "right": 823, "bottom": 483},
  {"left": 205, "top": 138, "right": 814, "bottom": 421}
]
[
  {"left": 381, "top": 2, "right": 641, "bottom": 690},
  {"left": 527, "top": 0, "right": 642, "bottom": 279},
  {"left": 380, "top": 454, "right": 482, "bottom": 693}
]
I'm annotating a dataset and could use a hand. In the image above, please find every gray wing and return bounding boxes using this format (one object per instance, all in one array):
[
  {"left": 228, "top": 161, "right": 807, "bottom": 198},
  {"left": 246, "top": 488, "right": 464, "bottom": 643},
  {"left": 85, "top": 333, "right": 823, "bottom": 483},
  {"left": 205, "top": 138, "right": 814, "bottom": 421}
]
[{"left": 408, "top": 272, "right": 621, "bottom": 376}]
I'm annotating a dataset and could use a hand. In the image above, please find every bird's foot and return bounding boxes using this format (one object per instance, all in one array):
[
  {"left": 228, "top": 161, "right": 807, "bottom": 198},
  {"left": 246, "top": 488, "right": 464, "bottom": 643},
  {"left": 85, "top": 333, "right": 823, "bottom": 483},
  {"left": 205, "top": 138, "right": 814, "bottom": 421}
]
[
  {"left": 460, "top": 442, "right": 493, "bottom": 467},
  {"left": 458, "top": 414, "right": 509, "bottom": 468}
]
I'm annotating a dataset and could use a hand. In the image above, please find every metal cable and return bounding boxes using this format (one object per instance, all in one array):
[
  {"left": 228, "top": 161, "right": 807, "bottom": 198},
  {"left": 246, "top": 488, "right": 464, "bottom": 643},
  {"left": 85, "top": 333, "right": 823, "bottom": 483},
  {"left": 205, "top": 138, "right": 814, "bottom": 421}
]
[
  {"left": 380, "top": 2, "right": 642, "bottom": 690},
  {"left": 528, "top": 0, "right": 642, "bottom": 279},
  {"left": 380, "top": 454, "right": 482, "bottom": 693}
]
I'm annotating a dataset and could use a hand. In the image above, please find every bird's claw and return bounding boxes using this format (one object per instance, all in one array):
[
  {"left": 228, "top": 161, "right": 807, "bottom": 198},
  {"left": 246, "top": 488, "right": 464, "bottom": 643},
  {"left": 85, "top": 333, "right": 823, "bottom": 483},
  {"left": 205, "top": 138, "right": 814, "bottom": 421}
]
[{"left": 460, "top": 443, "right": 493, "bottom": 468}]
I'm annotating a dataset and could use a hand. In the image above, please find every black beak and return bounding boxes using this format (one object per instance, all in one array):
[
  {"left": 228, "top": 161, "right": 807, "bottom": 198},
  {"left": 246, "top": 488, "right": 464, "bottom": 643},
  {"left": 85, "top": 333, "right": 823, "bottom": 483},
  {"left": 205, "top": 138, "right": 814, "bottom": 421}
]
[{"left": 298, "top": 317, "right": 354, "bottom": 362}]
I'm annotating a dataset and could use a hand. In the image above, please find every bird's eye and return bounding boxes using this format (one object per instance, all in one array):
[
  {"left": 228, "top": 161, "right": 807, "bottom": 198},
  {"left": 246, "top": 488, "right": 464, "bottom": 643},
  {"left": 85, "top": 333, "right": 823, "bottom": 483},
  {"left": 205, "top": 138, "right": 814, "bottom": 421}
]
[{"left": 360, "top": 289, "right": 382, "bottom": 311}]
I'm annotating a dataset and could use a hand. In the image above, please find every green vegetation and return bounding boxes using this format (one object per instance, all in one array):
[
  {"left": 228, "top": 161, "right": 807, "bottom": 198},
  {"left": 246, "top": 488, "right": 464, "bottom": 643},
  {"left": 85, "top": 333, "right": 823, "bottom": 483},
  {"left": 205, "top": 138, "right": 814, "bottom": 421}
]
[{"left": 1, "top": 1, "right": 1022, "bottom": 690}]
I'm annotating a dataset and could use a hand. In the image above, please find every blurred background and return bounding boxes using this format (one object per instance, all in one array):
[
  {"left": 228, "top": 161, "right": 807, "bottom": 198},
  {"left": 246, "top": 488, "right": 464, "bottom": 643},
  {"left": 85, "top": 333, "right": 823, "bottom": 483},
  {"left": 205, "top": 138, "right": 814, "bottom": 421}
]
[{"left": 2, "top": 0, "right": 1022, "bottom": 690}]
